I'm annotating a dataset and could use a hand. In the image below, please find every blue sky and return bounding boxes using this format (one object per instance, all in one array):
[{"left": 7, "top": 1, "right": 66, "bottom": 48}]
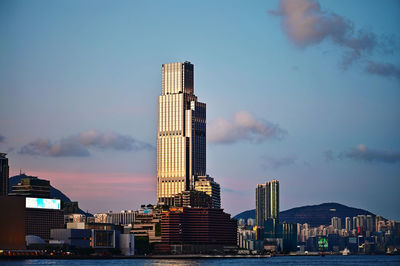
[{"left": 1, "top": 0, "right": 399, "bottom": 219}]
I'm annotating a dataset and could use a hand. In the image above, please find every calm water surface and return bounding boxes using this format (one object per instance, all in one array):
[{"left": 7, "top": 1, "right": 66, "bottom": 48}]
[{"left": 2, "top": 256, "right": 400, "bottom": 265}]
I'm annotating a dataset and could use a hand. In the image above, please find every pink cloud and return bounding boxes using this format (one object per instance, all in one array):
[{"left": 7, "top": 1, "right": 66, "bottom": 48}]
[
  {"left": 19, "top": 130, "right": 154, "bottom": 157},
  {"left": 269, "top": 0, "right": 394, "bottom": 68}
]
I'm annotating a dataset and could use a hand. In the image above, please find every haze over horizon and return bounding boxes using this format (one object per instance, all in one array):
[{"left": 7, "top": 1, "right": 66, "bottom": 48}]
[{"left": 1, "top": 0, "right": 399, "bottom": 220}]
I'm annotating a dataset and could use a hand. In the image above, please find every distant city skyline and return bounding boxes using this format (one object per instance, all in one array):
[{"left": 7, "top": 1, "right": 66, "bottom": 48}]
[{"left": 0, "top": 0, "right": 399, "bottom": 219}]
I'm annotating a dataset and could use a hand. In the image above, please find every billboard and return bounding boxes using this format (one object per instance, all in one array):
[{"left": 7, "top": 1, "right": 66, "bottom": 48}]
[
  {"left": 143, "top": 209, "right": 152, "bottom": 214},
  {"left": 26, "top": 197, "right": 61, "bottom": 210}
]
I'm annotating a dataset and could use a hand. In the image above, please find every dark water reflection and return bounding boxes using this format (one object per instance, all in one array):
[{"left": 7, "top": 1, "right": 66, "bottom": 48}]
[{"left": 2, "top": 255, "right": 400, "bottom": 266}]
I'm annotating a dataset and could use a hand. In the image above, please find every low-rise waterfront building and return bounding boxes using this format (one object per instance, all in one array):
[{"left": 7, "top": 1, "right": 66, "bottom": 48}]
[{"left": 160, "top": 207, "right": 237, "bottom": 254}]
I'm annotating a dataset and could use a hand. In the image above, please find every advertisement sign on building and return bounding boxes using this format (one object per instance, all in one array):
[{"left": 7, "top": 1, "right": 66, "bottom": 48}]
[
  {"left": 318, "top": 237, "right": 329, "bottom": 251},
  {"left": 26, "top": 197, "right": 61, "bottom": 210}
]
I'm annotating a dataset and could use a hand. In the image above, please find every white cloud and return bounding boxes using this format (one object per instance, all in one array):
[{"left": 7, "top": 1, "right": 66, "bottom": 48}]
[{"left": 208, "top": 111, "right": 286, "bottom": 144}]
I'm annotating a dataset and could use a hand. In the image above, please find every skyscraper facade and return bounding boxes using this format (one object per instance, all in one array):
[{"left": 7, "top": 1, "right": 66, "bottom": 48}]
[
  {"left": 0, "top": 153, "right": 9, "bottom": 196},
  {"left": 256, "top": 179, "right": 279, "bottom": 226},
  {"left": 157, "top": 62, "right": 207, "bottom": 206}
]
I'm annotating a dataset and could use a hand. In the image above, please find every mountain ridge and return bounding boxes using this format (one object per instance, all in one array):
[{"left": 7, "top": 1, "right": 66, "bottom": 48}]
[{"left": 234, "top": 202, "right": 377, "bottom": 227}]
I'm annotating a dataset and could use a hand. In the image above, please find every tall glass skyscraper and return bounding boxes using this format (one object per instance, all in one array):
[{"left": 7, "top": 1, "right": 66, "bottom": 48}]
[
  {"left": 157, "top": 62, "right": 207, "bottom": 206},
  {"left": 256, "top": 179, "right": 279, "bottom": 226}
]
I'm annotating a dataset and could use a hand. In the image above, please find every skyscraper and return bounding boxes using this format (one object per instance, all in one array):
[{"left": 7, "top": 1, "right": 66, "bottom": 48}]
[
  {"left": 157, "top": 62, "right": 207, "bottom": 206},
  {"left": 0, "top": 153, "right": 9, "bottom": 196},
  {"left": 256, "top": 179, "right": 279, "bottom": 226}
]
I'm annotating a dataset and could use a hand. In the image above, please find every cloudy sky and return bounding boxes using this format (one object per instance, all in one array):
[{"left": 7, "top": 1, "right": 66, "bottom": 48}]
[{"left": 1, "top": 0, "right": 399, "bottom": 219}]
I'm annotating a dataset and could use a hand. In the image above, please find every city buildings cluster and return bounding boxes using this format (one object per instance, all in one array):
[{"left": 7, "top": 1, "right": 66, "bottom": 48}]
[
  {"left": 0, "top": 62, "right": 236, "bottom": 257},
  {"left": 1, "top": 62, "right": 399, "bottom": 257},
  {"left": 236, "top": 179, "right": 400, "bottom": 255},
  {"left": 0, "top": 172, "right": 135, "bottom": 255},
  {"left": 297, "top": 215, "right": 400, "bottom": 253}
]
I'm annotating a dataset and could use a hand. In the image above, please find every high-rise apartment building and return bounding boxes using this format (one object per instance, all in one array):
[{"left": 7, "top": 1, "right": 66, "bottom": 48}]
[
  {"left": 352, "top": 216, "right": 357, "bottom": 231},
  {"left": 0, "top": 153, "right": 9, "bottom": 196},
  {"left": 157, "top": 62, "right": 207, "bottom": 206},
  {"left": 331, "top": 216, "right": 342, "bottom": 230},
  {"left": 357, "top": 215, "right": 367, "bottom": 229},
  {"left": 345, "top": 217, "right": 351, "bottom": 231},
  {"left": 256, "top": 184, "right": 265, "bottom": 226},
  {"left": 366, "top": 215, "right": 375, "bottom": 232},
  {"left": 256, "top": 179, "right": 279, "bottom": 226}
]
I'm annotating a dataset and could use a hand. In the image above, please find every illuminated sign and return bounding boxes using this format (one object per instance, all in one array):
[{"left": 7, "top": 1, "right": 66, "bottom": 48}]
[
  {"left": 318, "top": 237, "right": 328, "bottom": 250},
  {"left": 26, "top": 197, "right": 61, "bottom": 210}
]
